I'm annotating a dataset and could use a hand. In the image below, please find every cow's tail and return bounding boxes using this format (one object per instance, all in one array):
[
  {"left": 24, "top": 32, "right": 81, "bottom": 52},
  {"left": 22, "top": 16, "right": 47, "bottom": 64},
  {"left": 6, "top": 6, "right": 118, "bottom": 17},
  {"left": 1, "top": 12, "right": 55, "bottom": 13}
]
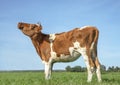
[
  {"left": 90, "top": 28, "right": 99, "bottom": 50},
  {"left": 94, "top": 28, "right": 99, "bottom": 45}
]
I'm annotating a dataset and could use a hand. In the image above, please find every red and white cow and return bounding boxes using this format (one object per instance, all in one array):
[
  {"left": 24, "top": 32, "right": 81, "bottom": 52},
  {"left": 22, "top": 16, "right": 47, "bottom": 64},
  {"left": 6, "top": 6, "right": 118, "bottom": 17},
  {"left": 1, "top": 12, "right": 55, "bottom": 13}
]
[{"left": 18, "top": 22, "right": 101, "bottom": 82}]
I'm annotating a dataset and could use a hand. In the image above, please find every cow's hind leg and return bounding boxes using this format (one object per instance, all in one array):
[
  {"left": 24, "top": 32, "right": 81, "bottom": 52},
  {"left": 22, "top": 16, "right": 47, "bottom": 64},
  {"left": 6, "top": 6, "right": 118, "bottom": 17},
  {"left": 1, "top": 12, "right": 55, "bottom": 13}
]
[
  {"left": 92, "top": 47, "right": 102, "bottom": 82},
  {"left": 95, "top": 57, "right": 101, "bottom": 82}
]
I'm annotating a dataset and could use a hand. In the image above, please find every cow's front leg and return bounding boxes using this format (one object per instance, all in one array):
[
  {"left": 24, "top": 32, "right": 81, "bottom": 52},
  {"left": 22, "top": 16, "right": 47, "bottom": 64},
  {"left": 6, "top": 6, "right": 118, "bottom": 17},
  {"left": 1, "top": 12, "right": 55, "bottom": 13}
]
[
  {"left": 44, "top": 62, "right": 53, "bottom": 80},
  {"left": 81, "top": 50, "right": 94, "bottom": 82}
]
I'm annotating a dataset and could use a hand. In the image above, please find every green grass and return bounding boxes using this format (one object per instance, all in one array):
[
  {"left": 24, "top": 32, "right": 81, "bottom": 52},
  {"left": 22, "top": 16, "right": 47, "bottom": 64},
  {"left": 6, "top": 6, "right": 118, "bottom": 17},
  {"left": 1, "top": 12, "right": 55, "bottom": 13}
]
[{"left": 0, "top": 71, "right": 120, "bottom": 85}]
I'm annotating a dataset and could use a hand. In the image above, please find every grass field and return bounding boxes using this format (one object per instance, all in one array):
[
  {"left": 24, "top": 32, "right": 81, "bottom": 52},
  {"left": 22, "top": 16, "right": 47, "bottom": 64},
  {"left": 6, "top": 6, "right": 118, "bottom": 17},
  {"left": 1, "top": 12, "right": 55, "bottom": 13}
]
[{"left": 0, "top": 71, "right": 120, "bottom": 85}]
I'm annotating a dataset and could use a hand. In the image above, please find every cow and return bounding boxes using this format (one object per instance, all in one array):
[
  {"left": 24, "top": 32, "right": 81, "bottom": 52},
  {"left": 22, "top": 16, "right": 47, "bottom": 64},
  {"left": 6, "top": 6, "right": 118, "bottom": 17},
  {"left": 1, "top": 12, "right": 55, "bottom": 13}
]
[{"left": 17, "top": 22, "right": 101, "bottom": 82}]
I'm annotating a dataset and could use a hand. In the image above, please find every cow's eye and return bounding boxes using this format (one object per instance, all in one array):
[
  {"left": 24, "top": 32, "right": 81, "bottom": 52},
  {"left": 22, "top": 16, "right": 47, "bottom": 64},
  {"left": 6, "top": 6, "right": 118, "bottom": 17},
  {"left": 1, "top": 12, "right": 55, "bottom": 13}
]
[{"left": 31, "top": 26, "right": 35, "bottom": 30}]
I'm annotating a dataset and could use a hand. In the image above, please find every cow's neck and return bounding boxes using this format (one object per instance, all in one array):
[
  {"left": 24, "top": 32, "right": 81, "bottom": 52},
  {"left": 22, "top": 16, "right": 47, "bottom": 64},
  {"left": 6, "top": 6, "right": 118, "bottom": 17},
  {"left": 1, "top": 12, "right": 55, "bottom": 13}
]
[{"left": 30, "top": 32, "right": 49, "bottom": 58}]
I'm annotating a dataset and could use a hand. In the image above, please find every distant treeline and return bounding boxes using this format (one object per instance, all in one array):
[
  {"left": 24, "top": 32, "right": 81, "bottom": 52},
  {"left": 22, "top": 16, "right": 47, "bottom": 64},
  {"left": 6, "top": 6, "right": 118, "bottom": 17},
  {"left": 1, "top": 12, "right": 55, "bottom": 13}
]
[
  {"left": 107, "top": 66, "right": 120, "bottom": 72},
  {"left": 65, "top": 65, "right": 120, "bottom": 72}
]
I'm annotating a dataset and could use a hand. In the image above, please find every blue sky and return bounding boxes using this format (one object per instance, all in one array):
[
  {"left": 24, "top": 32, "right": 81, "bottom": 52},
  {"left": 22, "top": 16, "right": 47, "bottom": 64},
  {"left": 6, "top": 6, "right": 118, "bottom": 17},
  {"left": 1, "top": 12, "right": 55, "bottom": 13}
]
[{"left": 0, "top": 0, "right": 120, "bottom": 70}]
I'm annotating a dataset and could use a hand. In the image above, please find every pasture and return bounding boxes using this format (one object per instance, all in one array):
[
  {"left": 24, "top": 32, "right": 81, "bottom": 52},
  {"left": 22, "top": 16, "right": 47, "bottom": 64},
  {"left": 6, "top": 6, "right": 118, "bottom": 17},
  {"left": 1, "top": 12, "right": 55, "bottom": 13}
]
[{"left": 0, "top": 71, "right": 120, "bottom": 85}]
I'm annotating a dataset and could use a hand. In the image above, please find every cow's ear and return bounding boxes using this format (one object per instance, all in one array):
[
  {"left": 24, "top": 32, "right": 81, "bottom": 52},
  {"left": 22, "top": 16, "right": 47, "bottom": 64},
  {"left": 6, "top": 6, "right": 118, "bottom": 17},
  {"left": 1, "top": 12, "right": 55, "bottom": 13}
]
[
  {"left": 36, "top": 22, "right": 42, "bottom": 30},
  {"left": 40, "top": 24, "right": 42, "bottom": 30}
]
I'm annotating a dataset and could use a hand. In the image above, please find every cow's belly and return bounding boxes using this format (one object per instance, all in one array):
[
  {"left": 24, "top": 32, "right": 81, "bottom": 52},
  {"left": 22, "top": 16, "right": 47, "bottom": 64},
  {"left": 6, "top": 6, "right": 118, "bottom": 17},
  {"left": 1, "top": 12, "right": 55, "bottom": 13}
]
[{"left": 52, "top": 51, "right": 81, "bottom": 62}]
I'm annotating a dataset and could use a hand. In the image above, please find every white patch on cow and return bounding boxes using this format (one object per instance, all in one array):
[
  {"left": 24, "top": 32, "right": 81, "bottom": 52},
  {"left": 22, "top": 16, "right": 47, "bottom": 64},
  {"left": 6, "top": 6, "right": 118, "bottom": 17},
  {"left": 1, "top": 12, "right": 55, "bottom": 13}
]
[
  {"left": 42, "top": 60, "right": 46, "bottom": 64},
  {"left": 90, "top": 42, "right": 94, "bottom": 50},
  {"left": 72, "top": 41, "right": 86, "bottom": 54},
  {"left": 49, "top": 33, "right": 56, "bottom": 60},
  {"left": 50, "top": 42, "right": 53, "bottom": 52},
  {"left": 79, "top": 26, "right": 91, "bottom": 30},
  {"left": 49, "top": 34, "right": 57, "bottom": 60},
  {"left": 50, "top": 51, "right": 57, "bottom": 58},
  {"left": 73, "top": 41, "right": 80, "bottom": 49},
  {"left": 49, "top": 34, "right": 56, "bottom": 41},
  {"left": 50, "top": 51, "right": 58, "bottom": 63},
  {"left": 96, "top": 65, "right": 102, "bottom": 82},
  {"left": 49, "top": 43, "right": 59, "bottom": 63},
  {"left": 36, "top": 23, "right": 40, "bottom": 27}
]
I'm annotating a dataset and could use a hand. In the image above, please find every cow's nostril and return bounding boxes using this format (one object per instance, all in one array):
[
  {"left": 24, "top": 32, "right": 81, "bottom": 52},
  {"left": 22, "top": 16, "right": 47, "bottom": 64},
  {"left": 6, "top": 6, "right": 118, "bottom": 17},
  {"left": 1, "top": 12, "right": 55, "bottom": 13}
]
[
  {"left": 19, "top": 27, "right": 23, "bottom": 30},
  {"left": 18, "top": 23, "right": 24, "bottom": 30}
]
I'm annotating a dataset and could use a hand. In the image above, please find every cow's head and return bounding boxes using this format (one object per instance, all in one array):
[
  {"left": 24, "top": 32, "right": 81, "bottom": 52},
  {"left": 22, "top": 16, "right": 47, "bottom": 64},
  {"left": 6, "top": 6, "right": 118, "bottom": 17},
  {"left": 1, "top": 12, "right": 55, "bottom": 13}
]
[{"left": 18, "top": 22, "right": 42, "bottom": 37}]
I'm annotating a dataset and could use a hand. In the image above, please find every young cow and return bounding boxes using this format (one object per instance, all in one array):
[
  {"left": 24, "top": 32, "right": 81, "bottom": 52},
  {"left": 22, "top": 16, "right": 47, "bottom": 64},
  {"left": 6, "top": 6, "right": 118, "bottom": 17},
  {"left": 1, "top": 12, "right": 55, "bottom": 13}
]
[{"left": 18, "top": 22, "right": 101, "bottom": 82}]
